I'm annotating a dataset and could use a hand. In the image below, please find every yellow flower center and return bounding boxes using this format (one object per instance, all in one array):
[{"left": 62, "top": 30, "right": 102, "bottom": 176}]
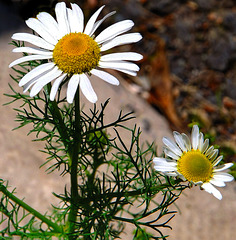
[
  {"left": 53, "top": 33, "right": 101, "bottom": 74},
  {"left": 177, "top": 150, "right": 213, "bottom": 183}
]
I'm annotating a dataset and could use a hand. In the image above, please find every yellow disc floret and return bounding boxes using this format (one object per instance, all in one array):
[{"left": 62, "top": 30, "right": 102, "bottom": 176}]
[
  {"left": 177, "top": 150, "right": 213, "bottom": 183},
  {"left": 53, "top": 33, "right": 101, "bottom": 74}
]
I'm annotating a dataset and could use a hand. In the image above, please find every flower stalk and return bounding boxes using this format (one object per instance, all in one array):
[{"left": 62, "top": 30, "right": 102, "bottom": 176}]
[
  {"left": 0, "top": 182, "right": 62, "bottom": 233},
  {"left": 68, "top": 90, "right": 81, "bottom": 238}
]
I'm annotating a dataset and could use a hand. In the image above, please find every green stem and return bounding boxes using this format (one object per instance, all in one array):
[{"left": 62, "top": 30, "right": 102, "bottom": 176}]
[
  {"left": 46, "top": 84, "right": 81, "bottom": 237},
  {"left": 68, "top": 90, "right": 81, "bottom": 239},
  {"left": 0, "top": 183, "right": 61, "bottom": 233}
]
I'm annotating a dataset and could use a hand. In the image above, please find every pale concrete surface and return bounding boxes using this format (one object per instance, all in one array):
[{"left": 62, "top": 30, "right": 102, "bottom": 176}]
[{"left": 0, "top": 17, "right": 235, "bottom": 240}]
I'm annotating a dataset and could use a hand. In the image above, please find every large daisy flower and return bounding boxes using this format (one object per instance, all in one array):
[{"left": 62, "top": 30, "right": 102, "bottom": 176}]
[
  {"left": 153, "top": 125, "right": 234, "bottom": 200},
  {"left": 9, "top": 2, "right": 142, "bottom": 103}
]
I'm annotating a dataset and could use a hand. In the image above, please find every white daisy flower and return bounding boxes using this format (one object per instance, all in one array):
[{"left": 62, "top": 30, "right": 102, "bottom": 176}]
[
  {"left": 9, "top": 2, "right": 143, "bottom": 103},
  {"left": 153, "top": 125, "right": 234, "bottom": 200}
]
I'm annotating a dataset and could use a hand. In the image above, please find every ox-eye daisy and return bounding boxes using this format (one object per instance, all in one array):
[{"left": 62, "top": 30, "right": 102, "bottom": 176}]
[
  {"left": 9, "top": 2, "right": 142, "bottom": 103},
  {"left": 153, "top": 125, "right": 234, "bottom": 200}
]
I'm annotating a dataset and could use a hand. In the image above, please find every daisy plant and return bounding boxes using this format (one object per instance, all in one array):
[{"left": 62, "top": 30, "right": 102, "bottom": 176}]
[
  {"left": 153, "top": 125, "right": 234, "bottom": 200},
  {"left": 1, "top": 1, "right": 234, "bottom": 240}
]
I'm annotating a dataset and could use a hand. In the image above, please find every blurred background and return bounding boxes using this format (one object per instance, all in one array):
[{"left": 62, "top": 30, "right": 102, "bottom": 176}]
[{"left": 0, "top": 0, "right": 236, "bottom": 239}]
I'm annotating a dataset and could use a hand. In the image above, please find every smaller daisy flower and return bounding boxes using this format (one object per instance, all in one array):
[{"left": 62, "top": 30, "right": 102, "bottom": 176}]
[
  {"left": 9, "top": 2, "right": 143, "bottom": 103},
  {"left": 153, "top": 125, "right": 234, "bottom": 200}
]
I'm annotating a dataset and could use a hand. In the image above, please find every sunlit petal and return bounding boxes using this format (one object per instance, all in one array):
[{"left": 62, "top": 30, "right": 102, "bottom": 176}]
[
  {"left": 95, "top": 20, "right": 134, "bottom": 44},
  {"left": 90, "top": 69, "right": 119, "bottom": 85},
  {"left": 79, "top": 74, "right": 98, "bottom": 103}
]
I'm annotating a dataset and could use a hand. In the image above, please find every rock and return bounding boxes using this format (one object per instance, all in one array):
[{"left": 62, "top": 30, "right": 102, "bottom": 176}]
[
  {"left": 146, "top": 0, "right": 181, "bottom": 15},
  {"left": 195, "top": 0, "right": 216, "bottom": 10},
  {"left": 223, "top": 12, "right": 236, "bottom": 34},
  {"left": 207, "top": 30, "right": 232, "bottom": 71}
]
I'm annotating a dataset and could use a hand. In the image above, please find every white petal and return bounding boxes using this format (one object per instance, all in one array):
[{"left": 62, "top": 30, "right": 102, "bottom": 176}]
[
  {"left": 95, "top": 20, "right": 134, "bottom": 44},
  {"left": 153, "top": 157, "right": 176, "bottom": 166},
  {"left": 163, "top": 147, "right": 180, "bottom": 160},
  {"left": 67, "top": 74, "right": 80, "bottom": 104},
  {"left": 194, "top": 181, "right": 203, "bottom": 185},
  {"left": 37, "top": 12, "right": 61, "bottom": 40},
  {"left": 179, "top": 175, "right": 187, "bottom": 181},
  {"left": 50, "top": 73, "right": 67, "bottom": 101},
  {"left": 99, "top": 61, "right": 139, "bottom": 72},
  {"left": 13, "top": 47, "right": 52, "bottom": 56},
  {"left": 173, "top": 131, "right": 187, "bottom": 152},
  {"left": 201, "top": 139, "right": 209, "bottom": 153},
  {"left": 213, "top": 172, "right": 234, "bottom": 182},
  {"left": 165, "top": 172, "right": 179, "bottom": 177},
  {"left": 90, "top": 69, "right": 119, "bottom": 85},
  {"left": 19, "top": 62, "right": 55, "bottom": 87},
  {"left": 23, "top": 76, "right": 43, "bottom": 93},
  {"left": 210, "top": 179, "right": 226, "bottom": 187},
  {"left": 55, "top": 2, "right": 70, "bottom": 37},
  {"left": 213, "top": 163, "right": 234, "bottom": 172},
  {"left": 201, "top": 182, "right": 222, "bottom": 200},
  {"left": 162, "top": 137, "right": 182, "bottom": 156},
  {"left": 67, "top": 8, "right": 74, "bottom": 30},
  {"left": 212, "top": 155, "right": 223, "bottom": 166},
  {"left": 22, "top": 65, "right": 55, "bottom": 92},
  {"left": 211, "top": 188, "right": 223, "bottom": 200},
  {"left": 113, "top": 68, "right": 137, "bottom": 76},
  {"left": 25, "top": 18, "right": 57, "bottom": 45},
  {"left": 67, "top": 3, "right": 84, "bottom": 33},
  {"left": 30, "top": 67, "right": 62, "bottom": 96},
  {"left": 154, "top": 165, "right": 177, "bottom": 172},
  {"left": 100, "top": 33, "right": 142, "bottom": 52},
  {"left": 101, "top": 52, "right": 143, "bottom": 62},
  {"left": 9, "top": 54, "right": 52, "bottom": 68},
  {"left": 79, "top": 74, "right": 98, "bottom": 103},
  {"left": 198, "top": 132, "right": 204, "bottom": 151},
  {"left": 84, "top": 6, "right": 105, "bottom": 36},
  {"left": 191, "top": 125, "right": 199, "bottom": 150},
  {"left": 209, "top": 149, "right": 219, "bottom": 161},
  {"left": 205, "top": 146, "right": 214, "bottom": 157},
  {"left": 12, "top": 33, "right": 55, "bottom": 50},
  {"left": 181, "top": 133, "right": 191, "bottom": 151},
  {"left": 103, "top": 68, "right": 137, "bottom": 76},
  {"left": 153, "top": 157, "right": 177, "bottom": 172},
  {"left": 89, "top": 11, "right": 116, "bottom": 36}
]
